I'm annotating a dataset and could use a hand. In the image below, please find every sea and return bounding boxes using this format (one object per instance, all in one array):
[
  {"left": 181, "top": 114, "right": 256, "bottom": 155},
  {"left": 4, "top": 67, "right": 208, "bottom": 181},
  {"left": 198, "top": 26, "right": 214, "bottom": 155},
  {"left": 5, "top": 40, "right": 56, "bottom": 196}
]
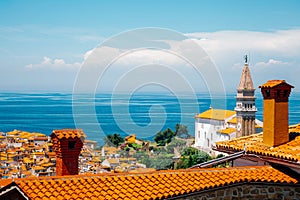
[{"left": 0, "top": 92, "right": 299, "bottom": 145}]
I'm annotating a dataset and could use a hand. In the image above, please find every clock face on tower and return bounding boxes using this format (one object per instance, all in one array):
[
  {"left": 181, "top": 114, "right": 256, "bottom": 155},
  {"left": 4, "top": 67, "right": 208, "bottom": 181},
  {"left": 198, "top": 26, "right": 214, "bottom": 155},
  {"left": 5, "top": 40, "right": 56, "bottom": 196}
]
[{"left": 237, "top": 122, "right": 241, "bottom": 131}]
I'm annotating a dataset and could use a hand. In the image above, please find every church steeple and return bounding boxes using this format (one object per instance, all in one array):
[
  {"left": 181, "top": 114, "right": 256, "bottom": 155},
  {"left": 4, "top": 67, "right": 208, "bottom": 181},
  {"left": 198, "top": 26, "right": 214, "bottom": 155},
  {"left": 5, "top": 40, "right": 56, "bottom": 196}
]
[
  {"left": 235, "top": 55, "right": 257, "bottom": 137},
  {"left": 237, "top": 63, "right": 254, "bottom": 91}
]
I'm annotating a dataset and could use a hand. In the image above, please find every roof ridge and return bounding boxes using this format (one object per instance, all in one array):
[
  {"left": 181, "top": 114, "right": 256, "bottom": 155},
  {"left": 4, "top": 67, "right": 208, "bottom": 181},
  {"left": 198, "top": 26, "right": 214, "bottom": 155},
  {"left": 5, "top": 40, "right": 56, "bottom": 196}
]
[{"left": 9, "top": 165, "right": 274, "bottom": 183}]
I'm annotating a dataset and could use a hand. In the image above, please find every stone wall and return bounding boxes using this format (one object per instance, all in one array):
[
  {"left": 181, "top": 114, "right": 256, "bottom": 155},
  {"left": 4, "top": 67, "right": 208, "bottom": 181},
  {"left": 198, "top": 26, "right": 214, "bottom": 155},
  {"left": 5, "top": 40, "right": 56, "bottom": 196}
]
[{"left": 171, "top": 183, "right": 300, "bottom": 200}]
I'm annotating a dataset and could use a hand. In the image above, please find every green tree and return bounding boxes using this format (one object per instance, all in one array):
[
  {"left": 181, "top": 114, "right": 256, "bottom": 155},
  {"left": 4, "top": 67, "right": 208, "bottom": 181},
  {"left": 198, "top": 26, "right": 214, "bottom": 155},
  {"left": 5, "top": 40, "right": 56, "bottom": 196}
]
[
  {"left": 175, "top": 124, "right": 191, "bottom": 138},
  {"left": 176, "top": 147, "right": 211, "bottom": 169},
  {"left": 166, "top": 139, "right": 187, "bottom": 154},
  {"left": 154, "top": 128, "right": 175, "bottom": 146},
  {"left": 149, "top": 154, "right": 174, "bottom": 170},
  {"left": 105, "top": 133, "right": 124, "bottom": 147},
  {"left": 133, "top": 151, "right": 151, "bottom": 167}
]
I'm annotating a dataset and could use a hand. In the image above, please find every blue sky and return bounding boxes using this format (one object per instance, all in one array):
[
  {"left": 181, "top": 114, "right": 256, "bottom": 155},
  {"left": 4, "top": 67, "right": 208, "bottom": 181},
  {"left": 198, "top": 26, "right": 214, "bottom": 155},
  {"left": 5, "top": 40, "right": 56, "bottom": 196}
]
[{"left": 1, "top": 0, "right": 300, "bottom": 92}]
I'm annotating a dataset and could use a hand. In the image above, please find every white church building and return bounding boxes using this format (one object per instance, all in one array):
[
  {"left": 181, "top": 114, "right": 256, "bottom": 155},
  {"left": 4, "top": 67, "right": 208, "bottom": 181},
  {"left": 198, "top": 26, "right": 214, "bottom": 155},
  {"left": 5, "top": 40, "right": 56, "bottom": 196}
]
[
  {"left": 194, "top": 57, "right": 263, "bottom": 153},
  {"left": 194, "top": 109, "right": 237, "bottom": 152}
]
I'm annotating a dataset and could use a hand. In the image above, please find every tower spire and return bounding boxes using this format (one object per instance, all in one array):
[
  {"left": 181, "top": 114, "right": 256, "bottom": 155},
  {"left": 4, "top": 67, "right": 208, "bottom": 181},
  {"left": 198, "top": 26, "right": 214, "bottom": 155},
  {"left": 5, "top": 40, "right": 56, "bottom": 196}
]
[
  {"left": 235, "top": 55, "right": 257, "bottom": 137},
  {"left": 237, "top": 58, "right": 254, "bottom": 91}
]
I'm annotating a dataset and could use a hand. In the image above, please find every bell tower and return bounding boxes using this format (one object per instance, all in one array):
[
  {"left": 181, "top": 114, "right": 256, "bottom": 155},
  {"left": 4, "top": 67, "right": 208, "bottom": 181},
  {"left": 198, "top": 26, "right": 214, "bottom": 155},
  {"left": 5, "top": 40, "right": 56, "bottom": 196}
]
[
  {"left": 235, "top": 55, "right": 257, "bottom": 137},
  {"left": 259, "top": 80, "right": 293, "bottom": 146},
  {"left": 51, "top": 129, "right": 86, "bottom": 176}
]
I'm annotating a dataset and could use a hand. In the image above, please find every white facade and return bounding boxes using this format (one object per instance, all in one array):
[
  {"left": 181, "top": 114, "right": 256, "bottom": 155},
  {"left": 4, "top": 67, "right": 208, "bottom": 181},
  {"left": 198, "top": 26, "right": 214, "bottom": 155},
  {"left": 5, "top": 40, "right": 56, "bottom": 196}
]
[{"left": 194, "top": 112, "right": 236, "bottom": 153}]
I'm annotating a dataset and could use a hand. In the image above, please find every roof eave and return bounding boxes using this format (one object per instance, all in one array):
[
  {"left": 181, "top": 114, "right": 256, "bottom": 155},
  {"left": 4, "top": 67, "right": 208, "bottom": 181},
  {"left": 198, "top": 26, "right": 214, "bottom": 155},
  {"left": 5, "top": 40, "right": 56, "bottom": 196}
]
[{"left": 214, "top": 146, "right": 300, "bottom": 170}]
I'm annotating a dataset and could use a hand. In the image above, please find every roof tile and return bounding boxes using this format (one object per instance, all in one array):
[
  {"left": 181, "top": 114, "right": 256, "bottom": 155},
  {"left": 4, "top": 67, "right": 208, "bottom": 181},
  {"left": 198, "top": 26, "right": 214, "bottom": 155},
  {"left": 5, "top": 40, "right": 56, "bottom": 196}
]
[
  {"left": 50, "top": 129, "right": 86, "bottom": 140},
  {"left": 1, "top": 166, "right": 297, "bottom": 200},
  {"left": 195, "top": 109, "right": 235, "bottom": 121},
  {"left": 216, "top": 133, "right": 300, "bottom": 162}
]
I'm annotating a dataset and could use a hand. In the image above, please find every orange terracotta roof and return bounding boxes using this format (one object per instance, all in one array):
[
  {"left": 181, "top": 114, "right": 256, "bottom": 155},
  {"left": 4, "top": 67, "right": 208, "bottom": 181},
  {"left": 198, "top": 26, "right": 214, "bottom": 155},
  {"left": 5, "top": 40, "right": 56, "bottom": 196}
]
[
  {"left": 1, "top": 166, "right": 297, "bottom": 199},
  {"left": 228, "top": 117, "right": 237, "bottom": 124},
  {"left": 85, "top": 140, "right": 97, "bottom": 144},
  {"left": 33, "top": 136, "right": 48, "bottom": 141},
  {"left": 104, "top": 146, "right": 118, "bottom": 155},
  {"left": 255, "top": 124, "right": 262, "bottom": 129},
  {"left": 217, "top": 128, "right": 236, "bottom": 135},
  {"left": 0, "top": 179, "right": 13, "bottom": 187},
  {"left": 21, "top": 165, "right": 27, "bottom": 171},
  {"left": 23, "top": 157, "right": 34, "bottom": 164},
  {"left": 216, "top": 133, "right": 300, "bottom": 162},
  {"left": 289, "top": 123, "right": 300, "bottom": 129},
  {"left": 51, "top": 129, "right": 86, "bottom": 140},
  {"left": 32, "top": 166, "right": 45, "bottom": 171},
  {"left": 32, "top": 152, "right": 45, "bottom": 156},
  {"left": 47, "top": 152, "right": 56, "bottom": 158},
  {"left": 33, "top": 133, "right": 46, "bottom": 137},
  {"left": 0, "top": 157, "right": 7, "bottom": 161},
  {"left": 107, "top": 158, "right": 119, "bottom": 165},
  {"left": 259, "top": 80, "right": 294, "bottom": 88},
  {"left": 289, "top": 124, "right": 300, "bottom": 133},
  {"left": 125, "top": 134, "right": 136, "bottom": 143},
  {"left": 41, "top": 163, "right": 55, "bottom": 168},
  {"left": 195, "top": 109, "right": 235, "bottom": 121},
  {"left": 6, "top": 130, "right": 20, "bottom": 135}
]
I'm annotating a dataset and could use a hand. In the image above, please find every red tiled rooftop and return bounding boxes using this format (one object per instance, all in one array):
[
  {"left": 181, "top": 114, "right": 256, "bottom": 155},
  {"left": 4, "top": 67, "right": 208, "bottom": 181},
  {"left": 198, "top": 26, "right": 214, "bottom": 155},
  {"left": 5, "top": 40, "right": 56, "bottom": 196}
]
[
  {"left": 259, "top": 80, "right": 294, "bottom": 88},
  {"left": 50, "top": 129, "right": 86, "bottom": 140},
  {"left": 216, "top": 133, "right": 300, "bottom": 162},
  {"left": 0, "top": 166, "right": 298, "bottom": 199}
]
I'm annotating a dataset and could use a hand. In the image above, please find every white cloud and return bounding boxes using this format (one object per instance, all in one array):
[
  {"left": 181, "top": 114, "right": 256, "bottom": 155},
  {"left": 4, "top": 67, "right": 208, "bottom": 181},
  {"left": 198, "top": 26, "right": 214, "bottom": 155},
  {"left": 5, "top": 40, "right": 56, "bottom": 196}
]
[
  {"left": 23, "top": 28, "right": 300, "bottom": 91},
  {"left": 186, "top": 29, "right": 300, "bottom": 63},
  {"left": 83, "top": 29, "right": 300, "bottom": 70},
  {"left": 186, "top": 29, "right": 300, "bottom": 91},
  {"left": 83, "top": 49, "right": 94, "bottom": 60},
  {"left": 113, "top": 49, "right": 187, "bottom": 66},
  {"left": 25, "top": 56, "right": 81, "bottom": 70},
  {"left": 255, "top": 59, "right": 291, "bottom": 68}
]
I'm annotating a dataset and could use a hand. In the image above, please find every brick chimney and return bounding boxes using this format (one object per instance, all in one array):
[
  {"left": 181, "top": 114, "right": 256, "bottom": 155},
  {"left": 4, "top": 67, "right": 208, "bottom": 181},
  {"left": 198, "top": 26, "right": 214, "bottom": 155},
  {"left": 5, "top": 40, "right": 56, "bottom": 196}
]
[
  {"left": 259, "top": 80, "right": 294, "bottom": 147},
  {"left": 50, "top": 129, "right": 86, "bottom": 176}
]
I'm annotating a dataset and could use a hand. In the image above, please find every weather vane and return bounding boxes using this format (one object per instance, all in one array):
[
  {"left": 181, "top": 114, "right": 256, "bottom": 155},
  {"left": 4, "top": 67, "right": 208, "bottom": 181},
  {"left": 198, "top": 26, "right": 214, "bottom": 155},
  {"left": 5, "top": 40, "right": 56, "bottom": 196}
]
[{"left": 244, "top": 54, "right": 248, "bottom": 64}]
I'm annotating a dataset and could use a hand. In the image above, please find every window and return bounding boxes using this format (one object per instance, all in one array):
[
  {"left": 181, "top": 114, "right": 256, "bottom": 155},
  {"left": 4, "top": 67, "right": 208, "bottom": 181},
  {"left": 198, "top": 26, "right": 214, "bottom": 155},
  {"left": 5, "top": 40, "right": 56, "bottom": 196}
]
[
  {"left": 283, "top": 90, "right": 288, "bottom": 97},
  {"left": 277, "top": 90, "right": 281, "bottom": 97},
  {"left": 266, "top": 90, "right": 270, "bottom": 97},
  {"left": 207, "top": 138, "right": 210, "bottom": 147},
  {"left": 68, "top": 141, "right": 76, "bottom": 149}
]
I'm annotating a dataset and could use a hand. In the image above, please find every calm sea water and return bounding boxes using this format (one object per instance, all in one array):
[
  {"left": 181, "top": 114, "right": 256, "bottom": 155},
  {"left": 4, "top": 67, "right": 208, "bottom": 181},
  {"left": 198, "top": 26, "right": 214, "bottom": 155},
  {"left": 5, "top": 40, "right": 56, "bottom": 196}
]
[{"left": 0, "top": 92, "right": 299, "bottom": 145}]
